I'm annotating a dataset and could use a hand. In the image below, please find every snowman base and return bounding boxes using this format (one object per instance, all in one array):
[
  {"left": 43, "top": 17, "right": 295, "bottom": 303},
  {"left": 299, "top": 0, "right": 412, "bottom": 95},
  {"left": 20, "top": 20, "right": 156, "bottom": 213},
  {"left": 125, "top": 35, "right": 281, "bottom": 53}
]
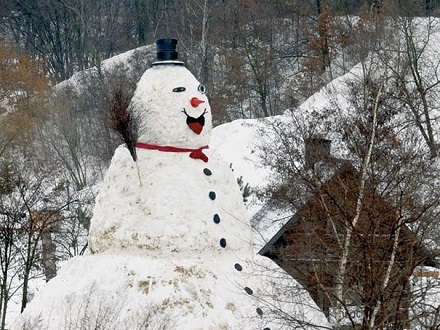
[{"left": 12, "top": 254, "right": 303, "bottom": 330}]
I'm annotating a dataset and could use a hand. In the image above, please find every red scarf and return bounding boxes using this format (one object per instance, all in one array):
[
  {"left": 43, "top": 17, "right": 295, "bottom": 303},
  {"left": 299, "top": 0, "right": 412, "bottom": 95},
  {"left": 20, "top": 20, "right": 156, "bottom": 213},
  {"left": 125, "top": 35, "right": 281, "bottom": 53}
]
[{"left": 135, "top": 142, "right": 209, "bottom": 162}]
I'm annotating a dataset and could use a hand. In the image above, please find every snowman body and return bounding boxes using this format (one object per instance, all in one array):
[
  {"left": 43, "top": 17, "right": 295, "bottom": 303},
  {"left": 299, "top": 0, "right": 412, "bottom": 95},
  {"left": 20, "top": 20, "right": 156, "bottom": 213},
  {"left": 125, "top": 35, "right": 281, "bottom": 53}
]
[
  {"left": 13, "top": 141, "right": 275, "bottom": 329},
  {"left": 88, "top": 146, "right": 251, "bottom": 258}
]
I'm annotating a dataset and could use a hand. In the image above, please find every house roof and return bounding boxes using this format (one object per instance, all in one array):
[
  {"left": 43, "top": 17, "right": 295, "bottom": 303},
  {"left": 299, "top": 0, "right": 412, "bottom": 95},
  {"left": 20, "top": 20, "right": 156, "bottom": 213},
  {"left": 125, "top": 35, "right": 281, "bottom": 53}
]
[
  {"left": 257, "top": 162, "right": 439, "bottom": 268},
  {"left": 250, "top": 201, "right": 294, "bottom": 250},
  {"left": 257, "top": 213, "right": 296, "bottom": 258}
]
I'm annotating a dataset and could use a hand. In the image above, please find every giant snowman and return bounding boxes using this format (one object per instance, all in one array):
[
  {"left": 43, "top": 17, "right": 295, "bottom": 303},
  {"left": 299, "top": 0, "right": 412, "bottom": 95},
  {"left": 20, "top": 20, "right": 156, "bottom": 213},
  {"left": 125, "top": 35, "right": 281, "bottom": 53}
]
[{"left": 12, "top": 40, "right": 326, "bottom": 330}]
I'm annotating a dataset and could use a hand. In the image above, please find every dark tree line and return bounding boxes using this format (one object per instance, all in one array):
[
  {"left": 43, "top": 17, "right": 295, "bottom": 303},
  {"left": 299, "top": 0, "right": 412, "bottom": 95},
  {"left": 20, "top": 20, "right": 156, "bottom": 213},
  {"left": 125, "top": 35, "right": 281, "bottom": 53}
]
[
  {"left": 1, "top": 0, "right": 439, "bottom": 81},
  {"left": 1, "top": 0, "right": 439, "bottom": 122}
]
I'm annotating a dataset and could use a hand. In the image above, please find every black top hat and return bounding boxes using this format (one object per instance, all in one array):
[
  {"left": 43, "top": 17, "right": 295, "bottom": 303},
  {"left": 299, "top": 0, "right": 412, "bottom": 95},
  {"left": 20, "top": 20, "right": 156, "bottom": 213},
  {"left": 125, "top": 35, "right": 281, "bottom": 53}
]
[{"left": 156, "top": 39, "right": 178, "bottom": 61}]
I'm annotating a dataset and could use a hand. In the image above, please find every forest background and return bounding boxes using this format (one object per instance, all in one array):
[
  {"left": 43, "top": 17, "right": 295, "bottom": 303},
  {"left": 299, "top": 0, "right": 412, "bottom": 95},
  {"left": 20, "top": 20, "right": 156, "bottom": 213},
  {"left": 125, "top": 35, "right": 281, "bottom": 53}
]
[{"left": 1, "top": 0, "right": 440, "bottom": 329}]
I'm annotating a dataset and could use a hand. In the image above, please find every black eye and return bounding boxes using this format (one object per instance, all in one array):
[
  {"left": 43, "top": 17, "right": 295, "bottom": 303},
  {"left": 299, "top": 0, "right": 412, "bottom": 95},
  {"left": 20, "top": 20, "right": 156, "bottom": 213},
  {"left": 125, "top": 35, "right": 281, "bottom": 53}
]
[
  {"left": 173, "top": 87, "right": 186, "bottom": 92},
  {"left": 198, "top": 84, "right": 206, "bottom": 94}
]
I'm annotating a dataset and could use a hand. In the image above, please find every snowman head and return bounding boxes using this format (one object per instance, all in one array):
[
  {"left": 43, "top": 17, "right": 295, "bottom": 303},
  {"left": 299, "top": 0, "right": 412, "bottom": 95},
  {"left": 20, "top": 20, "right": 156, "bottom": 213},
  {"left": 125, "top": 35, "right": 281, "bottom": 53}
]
[{"left": 130, "top": 40, "right": 212, "bottom": 148}]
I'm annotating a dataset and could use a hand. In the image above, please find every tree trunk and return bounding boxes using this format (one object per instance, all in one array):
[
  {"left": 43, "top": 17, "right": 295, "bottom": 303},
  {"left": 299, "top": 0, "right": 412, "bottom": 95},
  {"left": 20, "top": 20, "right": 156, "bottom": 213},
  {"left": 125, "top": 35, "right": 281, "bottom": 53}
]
[
  {"left": 334, "top": 82, "right": 382, "bottom": 328},
  {"left": 369, "top": 216, "right": 403, "bottom": 327},
  {"left": 21, "top": 263, "right": 30, "bottom": 313},
  {"left": 1, "top": 274, "right": 8, "bottom": 330},
  {"left": 41, "top": 231, "right": 57, "bottom": 282}
]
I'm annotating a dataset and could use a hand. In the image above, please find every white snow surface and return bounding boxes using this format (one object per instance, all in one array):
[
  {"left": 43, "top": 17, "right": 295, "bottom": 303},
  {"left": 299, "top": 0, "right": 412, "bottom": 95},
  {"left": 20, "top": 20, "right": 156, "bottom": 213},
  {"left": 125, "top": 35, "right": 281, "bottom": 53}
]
[
  {"left": 88, "top": 146, "right": 251, "bottom": 257},
  {"left": 12, "top": 60, "right": 327, "bottom": 329}
]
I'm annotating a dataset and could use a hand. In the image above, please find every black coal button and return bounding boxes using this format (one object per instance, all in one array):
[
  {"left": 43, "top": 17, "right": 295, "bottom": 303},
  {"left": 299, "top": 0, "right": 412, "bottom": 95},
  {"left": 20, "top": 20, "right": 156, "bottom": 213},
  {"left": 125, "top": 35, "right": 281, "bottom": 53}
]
[
  {"left": 244, "top": 287, "right": 253, "bottom": 295},
  {"left": 220, "top": 238, "right": 227, "bottom": 248}
]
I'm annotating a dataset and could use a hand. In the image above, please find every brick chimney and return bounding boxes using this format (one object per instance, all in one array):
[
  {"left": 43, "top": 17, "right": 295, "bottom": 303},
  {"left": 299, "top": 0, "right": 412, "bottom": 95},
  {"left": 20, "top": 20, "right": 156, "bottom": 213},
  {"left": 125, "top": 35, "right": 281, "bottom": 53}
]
[{"left": 304, "top": 137, "right": 332, "bottom": 170}]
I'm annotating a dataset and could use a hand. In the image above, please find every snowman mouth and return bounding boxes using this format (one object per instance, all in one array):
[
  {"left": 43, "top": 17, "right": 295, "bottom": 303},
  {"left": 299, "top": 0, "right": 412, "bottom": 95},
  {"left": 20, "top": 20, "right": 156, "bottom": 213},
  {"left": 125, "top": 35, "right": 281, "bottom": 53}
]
[{"left": 182, "top": 109, "right": 207, "bottom": 135}]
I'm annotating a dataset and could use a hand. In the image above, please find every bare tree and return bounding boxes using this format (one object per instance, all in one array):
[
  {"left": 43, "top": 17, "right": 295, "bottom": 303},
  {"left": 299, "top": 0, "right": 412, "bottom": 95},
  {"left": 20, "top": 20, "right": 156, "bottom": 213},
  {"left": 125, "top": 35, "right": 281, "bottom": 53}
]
[
  {"left": 257, "top": 40, "right": 440, "bottom": 329},
  {"left": 0, "top": 41, "right": 77, "bottom": 325},
  {"left": 382, "top": 16, "right": 440, "bottom": 159}
]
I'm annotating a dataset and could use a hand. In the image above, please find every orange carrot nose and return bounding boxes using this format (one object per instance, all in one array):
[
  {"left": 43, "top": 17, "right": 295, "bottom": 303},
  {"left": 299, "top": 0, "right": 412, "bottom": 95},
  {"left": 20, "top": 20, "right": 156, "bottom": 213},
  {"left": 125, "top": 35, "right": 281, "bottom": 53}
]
[{"left": 190, "top": 97, "right": 205, "bottom": 107}]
